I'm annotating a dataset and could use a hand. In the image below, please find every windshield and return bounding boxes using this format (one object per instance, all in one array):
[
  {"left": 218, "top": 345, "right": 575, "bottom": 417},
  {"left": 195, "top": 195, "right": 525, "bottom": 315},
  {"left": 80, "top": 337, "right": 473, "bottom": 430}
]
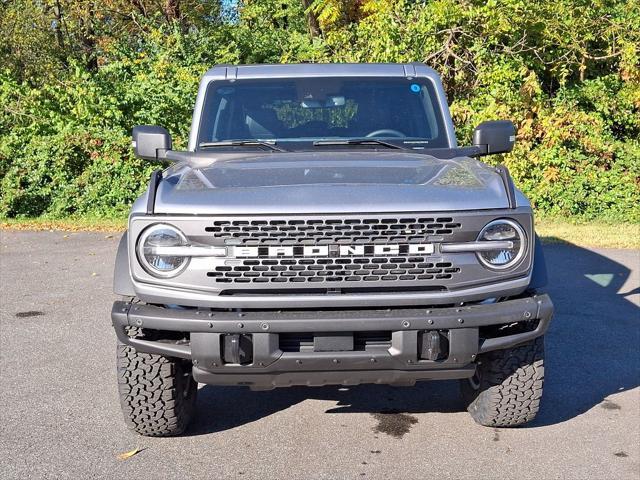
[{"left": 197, "top": 77, "right": 449, "bottom": 149}]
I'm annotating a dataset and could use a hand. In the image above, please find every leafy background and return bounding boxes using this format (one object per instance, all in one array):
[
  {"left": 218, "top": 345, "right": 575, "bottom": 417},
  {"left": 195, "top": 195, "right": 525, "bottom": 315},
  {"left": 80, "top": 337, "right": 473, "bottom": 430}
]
[{"left": 0, "top": 0, "right": 638, "bottom": 222}]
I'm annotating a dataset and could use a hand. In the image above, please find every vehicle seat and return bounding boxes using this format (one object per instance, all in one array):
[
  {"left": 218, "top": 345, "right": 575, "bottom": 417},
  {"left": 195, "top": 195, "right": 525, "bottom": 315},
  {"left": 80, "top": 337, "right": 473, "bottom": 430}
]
[{"left": 245, "top": 108, "right": 286, "bottom": 139}]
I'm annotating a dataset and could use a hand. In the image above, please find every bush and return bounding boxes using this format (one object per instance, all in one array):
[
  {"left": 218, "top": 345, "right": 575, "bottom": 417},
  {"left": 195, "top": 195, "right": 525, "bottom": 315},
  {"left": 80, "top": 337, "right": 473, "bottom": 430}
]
[{"left": 0, "top": 1, "right": 638, "bottom": 222}]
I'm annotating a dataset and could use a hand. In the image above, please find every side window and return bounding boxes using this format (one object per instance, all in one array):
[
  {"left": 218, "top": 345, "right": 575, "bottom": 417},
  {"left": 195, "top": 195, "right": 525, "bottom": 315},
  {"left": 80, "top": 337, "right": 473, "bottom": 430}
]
[{"left": 199, "top": 91, "right": 222, "bottom": 142}]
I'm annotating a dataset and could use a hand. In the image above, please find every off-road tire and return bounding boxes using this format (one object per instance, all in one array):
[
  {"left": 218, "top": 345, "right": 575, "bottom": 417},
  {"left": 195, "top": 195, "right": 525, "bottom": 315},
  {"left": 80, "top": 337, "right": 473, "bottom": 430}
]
[
  {"left": 461, "top": 336, "right": 544, "bottom": 427},
  {"left": 116, "top": 329, "right": 197, "bottom": 437}
]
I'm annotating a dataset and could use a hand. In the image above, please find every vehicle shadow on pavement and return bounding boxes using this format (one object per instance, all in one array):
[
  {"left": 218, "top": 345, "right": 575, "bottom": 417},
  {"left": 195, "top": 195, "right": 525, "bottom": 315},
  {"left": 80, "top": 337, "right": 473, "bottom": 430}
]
[
  {"left": 194, "top": 380, "right": 463, "bottom": 435},
  {"left": 530, "top": 243, "right": 639, "bottom": 427},
  {"left": 192, "top": 244, "right": 639, "bottom": 434}
]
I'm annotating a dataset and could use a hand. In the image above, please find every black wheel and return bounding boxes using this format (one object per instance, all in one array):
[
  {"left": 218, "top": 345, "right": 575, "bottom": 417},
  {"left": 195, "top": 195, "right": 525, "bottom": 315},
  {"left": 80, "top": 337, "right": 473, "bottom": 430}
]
[
  {"left": 116, "top": 328, "right": 197, "bottom": 437},
  {"left": 461, "top": 336, "right": 544, "bottom": 427}
]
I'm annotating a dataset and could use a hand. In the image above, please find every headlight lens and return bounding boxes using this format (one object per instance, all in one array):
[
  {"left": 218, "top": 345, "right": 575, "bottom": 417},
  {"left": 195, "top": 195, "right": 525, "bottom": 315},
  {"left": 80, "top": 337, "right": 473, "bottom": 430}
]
[
  {"left": 477, "top": 219, "right": 526, "bottom": 270},
  {"left": 137, "top": 224, "right": 189, "bottom": 277}
]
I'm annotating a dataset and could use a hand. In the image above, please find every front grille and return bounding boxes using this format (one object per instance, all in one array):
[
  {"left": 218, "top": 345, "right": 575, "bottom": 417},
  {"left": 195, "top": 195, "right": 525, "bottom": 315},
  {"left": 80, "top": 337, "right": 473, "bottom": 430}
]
[
  {"left": 132, "top": 211, "right": 534, "bottom": 300},
  {"left": 205, "top": 216, "right": 462, "bottom": 246},
  {"left": 207, "top": 256, "right": 460, "bottom": 284}
]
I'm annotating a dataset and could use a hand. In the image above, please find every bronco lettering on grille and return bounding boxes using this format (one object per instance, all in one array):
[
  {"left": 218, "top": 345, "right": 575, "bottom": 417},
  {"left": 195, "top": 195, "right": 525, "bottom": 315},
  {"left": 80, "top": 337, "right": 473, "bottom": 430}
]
[{"left": 231, "top": 243, "right": 434, "bottom": 258}]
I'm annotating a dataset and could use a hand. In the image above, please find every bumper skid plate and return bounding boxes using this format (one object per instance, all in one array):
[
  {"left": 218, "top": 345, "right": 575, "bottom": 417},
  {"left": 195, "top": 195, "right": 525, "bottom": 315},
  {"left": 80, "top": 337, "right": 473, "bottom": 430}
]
[{"left": 111, "top": 294, "right": 553, "bottom": 390}]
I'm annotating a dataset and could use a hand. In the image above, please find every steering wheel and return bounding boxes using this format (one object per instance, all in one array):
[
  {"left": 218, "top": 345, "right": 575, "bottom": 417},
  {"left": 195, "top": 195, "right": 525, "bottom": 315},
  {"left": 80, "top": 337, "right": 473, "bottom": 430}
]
[{"left": 365, "top": 129, "right": 406, "bottom": 138}]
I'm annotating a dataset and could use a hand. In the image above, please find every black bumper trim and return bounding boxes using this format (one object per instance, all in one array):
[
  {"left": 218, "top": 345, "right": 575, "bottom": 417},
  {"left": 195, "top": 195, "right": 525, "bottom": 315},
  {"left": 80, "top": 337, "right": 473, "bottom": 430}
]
[
  {"left": 111, "top": 294, "right": 553, "bottom": 359},
  {"left": 192, "top": 366, "right": 476, "bottom": 390},
  {"left": 113, "top": 294, "right": 552, "bottom": 333}
]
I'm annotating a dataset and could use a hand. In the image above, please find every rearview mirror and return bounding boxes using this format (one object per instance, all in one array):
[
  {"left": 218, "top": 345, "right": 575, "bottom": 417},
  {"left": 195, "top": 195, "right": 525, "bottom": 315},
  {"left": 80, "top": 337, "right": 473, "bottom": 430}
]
[
  {"left": 132, "top": 125, "right": 172, "bottom": 161},
  {"left": 472, "top": 120, "right": 516, "bottom": 156},
  {"left": 301, "top": 96, "right": 346, "bottom": 109}
]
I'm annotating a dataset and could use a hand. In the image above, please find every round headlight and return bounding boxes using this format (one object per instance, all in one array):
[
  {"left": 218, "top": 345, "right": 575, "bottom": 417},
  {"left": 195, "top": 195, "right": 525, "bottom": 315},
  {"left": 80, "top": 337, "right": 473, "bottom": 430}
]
[
  {"left": 137, "top": 224, "right": 189, "bottom": 278},
  {"left": 476, "top": 219, "right": 526, "bottom": 270}
]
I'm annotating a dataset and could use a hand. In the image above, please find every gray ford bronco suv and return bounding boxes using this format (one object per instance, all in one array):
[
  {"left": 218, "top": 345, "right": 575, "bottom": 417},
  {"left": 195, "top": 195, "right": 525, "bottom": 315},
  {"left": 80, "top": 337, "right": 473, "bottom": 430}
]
[{"left": 112, "top": 63, "right": 553, "bottom": 436}]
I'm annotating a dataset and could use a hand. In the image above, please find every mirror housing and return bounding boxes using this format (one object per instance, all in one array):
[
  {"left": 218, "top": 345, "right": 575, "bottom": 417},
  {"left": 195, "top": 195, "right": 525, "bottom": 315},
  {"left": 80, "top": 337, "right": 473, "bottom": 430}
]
[
  {"left": 132, "top": 125, "right": 172, "bottom": 161},
  {"left": 472, "top": 120, "right": 516, "bottom": 156}
]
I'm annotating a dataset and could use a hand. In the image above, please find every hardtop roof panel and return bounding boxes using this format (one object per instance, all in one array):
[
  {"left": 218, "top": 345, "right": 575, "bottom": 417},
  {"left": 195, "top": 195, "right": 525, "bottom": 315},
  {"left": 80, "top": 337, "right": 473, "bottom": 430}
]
[{"left": 204, "top": 63, "right": 436, "bottom": 80}]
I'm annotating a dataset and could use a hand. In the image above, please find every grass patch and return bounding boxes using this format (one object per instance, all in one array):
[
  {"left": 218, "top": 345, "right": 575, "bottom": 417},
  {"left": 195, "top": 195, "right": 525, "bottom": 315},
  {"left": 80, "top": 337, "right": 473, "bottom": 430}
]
[
  {"left": 536, "top": 218, "right": 639, "bottom": 249},
  {"left": 1, "top": 216, "right": 638, "bottom": 249},
  {"left": 0, "top": 217, "right": 127, "bottom": 233}
]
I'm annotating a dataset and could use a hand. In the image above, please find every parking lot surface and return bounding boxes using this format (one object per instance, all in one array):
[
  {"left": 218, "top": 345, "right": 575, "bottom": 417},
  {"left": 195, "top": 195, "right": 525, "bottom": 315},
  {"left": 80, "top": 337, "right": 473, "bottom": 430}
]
[{"left": 1, "top": 231, "right": 638, "bottom": 479}]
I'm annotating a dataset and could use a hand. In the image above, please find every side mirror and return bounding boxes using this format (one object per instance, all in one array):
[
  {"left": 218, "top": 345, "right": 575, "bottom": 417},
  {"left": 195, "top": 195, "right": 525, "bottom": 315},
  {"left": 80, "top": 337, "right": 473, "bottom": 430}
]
[
  {"left": 132, "top": 125, "right": 172, "bottom": 161},
  {"left": 472, "top": 120, "right": 516, "bottom": 156}
]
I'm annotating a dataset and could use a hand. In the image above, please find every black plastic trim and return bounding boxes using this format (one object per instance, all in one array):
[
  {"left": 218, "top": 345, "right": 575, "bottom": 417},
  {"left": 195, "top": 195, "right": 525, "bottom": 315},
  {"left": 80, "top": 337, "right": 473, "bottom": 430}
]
[
  {"left": 112, "top": 294, "right": 552, "bottom": 355},
  {"left": 111, "top": 294, "right": 552, "bottom": 389},
  {"left": 496, "top": 165, "right": 517, "bottom": 209},
  {"left": 192, "top": 366, "right": 476, "bottom": 390},
  {"left": 145, "top": 169, "right": 163, "bottom": 215}
]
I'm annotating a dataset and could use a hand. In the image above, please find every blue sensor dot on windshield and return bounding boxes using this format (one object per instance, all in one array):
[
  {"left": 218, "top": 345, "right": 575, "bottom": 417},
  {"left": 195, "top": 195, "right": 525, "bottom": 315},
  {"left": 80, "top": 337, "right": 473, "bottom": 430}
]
[{"left": 410, "top": 83, "right": 420, "bottom": 93}]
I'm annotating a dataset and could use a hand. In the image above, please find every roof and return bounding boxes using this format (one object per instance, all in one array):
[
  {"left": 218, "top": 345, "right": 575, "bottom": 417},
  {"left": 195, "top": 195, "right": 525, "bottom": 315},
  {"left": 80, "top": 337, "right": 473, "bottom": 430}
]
[{"left": 202, "top": 62, "right": 440, "bottom": 80}]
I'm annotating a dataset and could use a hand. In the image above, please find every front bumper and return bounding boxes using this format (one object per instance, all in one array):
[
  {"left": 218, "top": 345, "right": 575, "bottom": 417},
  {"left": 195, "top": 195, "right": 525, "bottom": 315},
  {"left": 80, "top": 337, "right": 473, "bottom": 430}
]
[
  {"left": 131, "top": 275, "right": 532, "bottom": 309},
  {"left": 111, "top": 293, "right": 553, "bottom": 390}
]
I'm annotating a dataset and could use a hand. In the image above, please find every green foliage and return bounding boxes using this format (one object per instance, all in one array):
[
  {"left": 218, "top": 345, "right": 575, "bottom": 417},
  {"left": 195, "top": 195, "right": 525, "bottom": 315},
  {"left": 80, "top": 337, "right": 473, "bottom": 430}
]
[{"left": 0, "top": 0, "right": 638, "bottom": 222}]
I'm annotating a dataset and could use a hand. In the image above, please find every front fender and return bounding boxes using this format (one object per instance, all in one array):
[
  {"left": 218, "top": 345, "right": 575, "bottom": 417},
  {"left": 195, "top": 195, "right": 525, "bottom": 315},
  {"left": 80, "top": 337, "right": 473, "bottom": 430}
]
[
  {"left": 113, "top": 231, "right": 135, "bottom": 296},
  {"left": 529, "top": 234, "right": 548, "bottom": 290}
]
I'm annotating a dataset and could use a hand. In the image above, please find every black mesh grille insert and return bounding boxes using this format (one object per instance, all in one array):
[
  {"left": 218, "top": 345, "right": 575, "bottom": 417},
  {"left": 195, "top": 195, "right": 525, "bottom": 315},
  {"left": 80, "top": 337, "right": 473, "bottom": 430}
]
[
  {"left": 279, "top": 332, "right": 392, "bottom": 352},
  {"left": 207, "top": 256, "right": 460, "bottom": 284},
  {"left": 205, "top": 216, "right": 461, "bottom": 246}
]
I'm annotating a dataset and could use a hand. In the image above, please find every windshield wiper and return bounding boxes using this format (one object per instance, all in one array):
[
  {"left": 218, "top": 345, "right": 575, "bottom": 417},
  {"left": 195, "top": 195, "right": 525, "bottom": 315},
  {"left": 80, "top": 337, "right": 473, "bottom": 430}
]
[
  {"left": 199, "top": 140, "right": 287, "bottom": 152},
  {"left": 313, "top": 138, "right": 406, "bottom": 150}
]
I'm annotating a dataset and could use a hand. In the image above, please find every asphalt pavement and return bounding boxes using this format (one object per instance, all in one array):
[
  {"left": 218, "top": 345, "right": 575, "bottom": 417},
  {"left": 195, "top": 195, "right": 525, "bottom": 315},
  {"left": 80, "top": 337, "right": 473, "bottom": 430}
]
[{"left": 0, "top": 230, "right": 638, "bottom": 479}]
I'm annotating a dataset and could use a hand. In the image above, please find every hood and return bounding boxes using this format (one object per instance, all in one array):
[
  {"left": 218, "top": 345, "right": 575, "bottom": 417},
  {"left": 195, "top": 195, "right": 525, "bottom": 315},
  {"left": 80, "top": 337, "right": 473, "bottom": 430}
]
[{"left": 152, "top": 151, "right": 515, "bottom": 214}]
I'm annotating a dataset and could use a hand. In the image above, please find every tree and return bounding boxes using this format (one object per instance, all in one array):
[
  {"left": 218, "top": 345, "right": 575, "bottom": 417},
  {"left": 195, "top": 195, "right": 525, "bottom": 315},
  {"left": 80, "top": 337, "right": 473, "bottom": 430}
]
[{"left": 301, "top": 0, "right": 321, "bottom": 37}]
